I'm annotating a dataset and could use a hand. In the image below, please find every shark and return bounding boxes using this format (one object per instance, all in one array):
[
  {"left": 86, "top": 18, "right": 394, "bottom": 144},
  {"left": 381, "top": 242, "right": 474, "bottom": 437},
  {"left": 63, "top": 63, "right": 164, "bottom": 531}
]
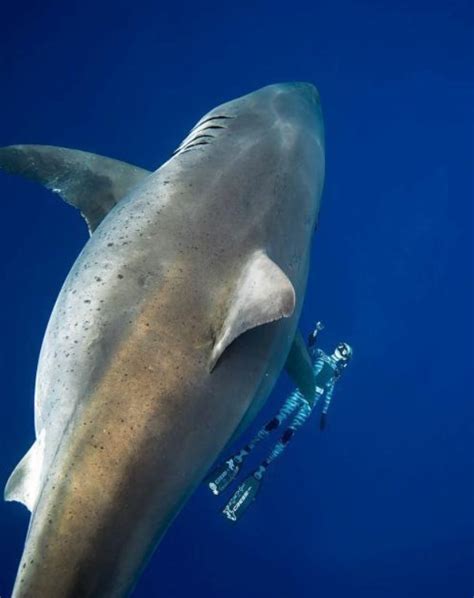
[{"left": 0, "top": 82, "right": 325, "bottom": 597}]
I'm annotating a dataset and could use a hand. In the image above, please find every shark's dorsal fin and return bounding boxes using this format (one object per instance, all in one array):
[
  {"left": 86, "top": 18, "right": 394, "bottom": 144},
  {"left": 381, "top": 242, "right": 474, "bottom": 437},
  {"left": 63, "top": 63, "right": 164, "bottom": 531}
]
[
  {"left": 210, "top": 250, "right": 296, "bottom": 370},
  {"left": 0, "top": 145, "right": 151, "bottom": 234},
  {"left": 4, "top": 429, "right": 46, "bottom": 512},
  {"left": 285, "top": 329, "right": 317, "bottom": 404}
]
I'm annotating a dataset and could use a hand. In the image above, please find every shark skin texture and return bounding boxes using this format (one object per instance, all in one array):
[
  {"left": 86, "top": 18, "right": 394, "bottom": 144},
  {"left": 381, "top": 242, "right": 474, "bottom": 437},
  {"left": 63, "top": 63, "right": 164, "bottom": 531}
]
[{"left": 1, "top": 82, "right": 325, "bottom": 597}]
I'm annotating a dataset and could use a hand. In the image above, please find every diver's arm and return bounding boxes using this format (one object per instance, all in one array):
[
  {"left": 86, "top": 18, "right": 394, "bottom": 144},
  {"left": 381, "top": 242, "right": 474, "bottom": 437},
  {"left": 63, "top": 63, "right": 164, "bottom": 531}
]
[{"left": 308, "top": 321, "right": 324, "bottom": 349}]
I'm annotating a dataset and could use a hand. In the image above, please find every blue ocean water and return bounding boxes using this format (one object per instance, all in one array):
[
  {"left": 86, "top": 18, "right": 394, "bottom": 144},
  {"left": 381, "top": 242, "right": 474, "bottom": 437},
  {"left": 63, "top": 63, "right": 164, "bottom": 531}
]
[{"left": 0, "top": 1, "right": 472, "bottom": 596}]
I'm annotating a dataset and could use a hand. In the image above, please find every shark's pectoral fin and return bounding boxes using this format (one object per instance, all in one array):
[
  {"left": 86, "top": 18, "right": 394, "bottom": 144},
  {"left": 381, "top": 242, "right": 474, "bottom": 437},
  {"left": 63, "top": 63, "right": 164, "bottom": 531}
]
[
  {"left": 210, "top": 250, "right": 296, "bottom": 370},
  {"left": 0, "top": 145, "right": 151, "bottom": 234},
  {"left": 4, "top": 429, "right": 46, "bottom": 512},
  {"left": 285, "top": 330, "right": 317, "bottom": 404}
]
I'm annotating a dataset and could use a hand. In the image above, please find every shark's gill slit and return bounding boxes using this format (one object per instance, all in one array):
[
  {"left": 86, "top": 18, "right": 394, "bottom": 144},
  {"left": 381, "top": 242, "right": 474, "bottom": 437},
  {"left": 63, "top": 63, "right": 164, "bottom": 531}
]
[
  {"left": 185, "top": 141, "right": 211, "bottom": 149},
  {"left": 172, "top": 135, "right": 216, "bottom": 155},
  {"left": 187, "top": 134, "right": 215, "bottom": 142},
  {"left": 179, "top": 142, "right": 211, "bottom": 154},
  {"left": 193, "top": 115, "right": 234, "bottom": 128},
  {"left": 175, "top": 118, "right": 232, "bottom": 156}
]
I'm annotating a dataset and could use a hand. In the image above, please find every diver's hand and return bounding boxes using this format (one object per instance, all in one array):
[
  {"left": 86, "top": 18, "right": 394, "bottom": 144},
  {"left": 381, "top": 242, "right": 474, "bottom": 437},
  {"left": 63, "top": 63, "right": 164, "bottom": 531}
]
[{"left": 308, "top": 321, "right": 324, "bottom": 347}]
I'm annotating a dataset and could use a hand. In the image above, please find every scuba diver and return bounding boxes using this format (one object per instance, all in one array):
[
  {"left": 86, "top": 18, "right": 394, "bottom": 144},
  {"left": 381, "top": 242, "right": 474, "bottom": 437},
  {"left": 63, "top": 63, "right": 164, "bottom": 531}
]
[{"left": 206, "top": 322, "right": 353, "bottom": 522}]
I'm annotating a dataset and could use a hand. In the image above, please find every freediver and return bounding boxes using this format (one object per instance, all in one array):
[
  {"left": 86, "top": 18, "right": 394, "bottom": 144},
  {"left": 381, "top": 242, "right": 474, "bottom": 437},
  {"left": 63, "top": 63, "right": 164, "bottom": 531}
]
[{"left": 207, "top": 322, "right": 353, "bottom": 522}]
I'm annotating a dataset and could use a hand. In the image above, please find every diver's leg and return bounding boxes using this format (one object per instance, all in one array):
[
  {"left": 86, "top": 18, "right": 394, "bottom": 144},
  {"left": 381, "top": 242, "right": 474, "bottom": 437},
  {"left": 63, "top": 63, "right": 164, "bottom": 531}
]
[
  {"left": 207, "top": 392, "right": 301, "bottom": 496},
  {"left": 222, "top": 402, "right": 312, "bottom": 522},
  {"left": 245, "top": 390, "right": 302, "bottom": 452},
  {"left": 262, "top": 401, "right": 312, "bottom": 470}
]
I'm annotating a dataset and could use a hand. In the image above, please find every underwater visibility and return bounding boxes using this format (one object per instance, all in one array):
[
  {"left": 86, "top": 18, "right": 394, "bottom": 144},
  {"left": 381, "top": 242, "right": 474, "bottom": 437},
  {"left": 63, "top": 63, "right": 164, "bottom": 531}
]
[{"left": 1, "top": 2, "right": 471, "bottom": 597}]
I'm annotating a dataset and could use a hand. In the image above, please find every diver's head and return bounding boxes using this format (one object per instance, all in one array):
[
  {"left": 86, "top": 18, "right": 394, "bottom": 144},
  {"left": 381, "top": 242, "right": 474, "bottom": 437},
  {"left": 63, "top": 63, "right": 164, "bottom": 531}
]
[{"left": 333, "top": 342, "right": 353, "bottom": 364}]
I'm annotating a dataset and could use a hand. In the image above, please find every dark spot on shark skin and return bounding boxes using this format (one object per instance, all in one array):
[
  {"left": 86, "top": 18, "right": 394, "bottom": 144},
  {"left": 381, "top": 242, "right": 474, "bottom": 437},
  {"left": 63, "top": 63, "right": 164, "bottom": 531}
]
[{"left": 118, "top": 274, "right": 124, "bottom": 279}]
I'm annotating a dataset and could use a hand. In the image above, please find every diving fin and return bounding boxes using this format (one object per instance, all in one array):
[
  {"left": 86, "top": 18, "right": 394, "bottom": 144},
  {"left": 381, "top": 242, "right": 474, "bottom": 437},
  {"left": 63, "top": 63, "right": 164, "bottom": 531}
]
[
  {"left": 0, "top": 145, "right": 151, "bottom": 234},
  {"left": 222, "top": 470, "right": 263, "bottom": 522},
  {"left": 207, "top": 458, "right": 241, "bottom": 496}
]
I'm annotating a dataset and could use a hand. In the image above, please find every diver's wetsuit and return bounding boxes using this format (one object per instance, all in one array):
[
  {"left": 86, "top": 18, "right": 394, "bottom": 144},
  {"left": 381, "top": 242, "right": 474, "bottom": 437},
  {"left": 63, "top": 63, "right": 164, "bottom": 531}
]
[
  {"left": 244, "top": 346, "right": 340, "bottom": 470},
  {"left": 233, "top": 389, "right": 312, "bottom": 470}
]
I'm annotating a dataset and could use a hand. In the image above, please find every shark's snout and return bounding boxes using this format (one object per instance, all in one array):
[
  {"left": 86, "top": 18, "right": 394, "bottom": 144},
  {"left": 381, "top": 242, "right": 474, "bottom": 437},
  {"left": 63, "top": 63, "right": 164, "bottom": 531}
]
[
  {"left": 267, "top": 82, "right": 321, "bottom": 106},
  {"left": 255, "top": 82, "right": 322, "bottom": 126},
  {"left": 287, "top": 81, "right": 319, "bottom": 99},
  {"left": 199, "top": 82, "right": 321, "bottom": 131},
  {"left": 259, "top": 82, "right": 324, "bottom": 147}
]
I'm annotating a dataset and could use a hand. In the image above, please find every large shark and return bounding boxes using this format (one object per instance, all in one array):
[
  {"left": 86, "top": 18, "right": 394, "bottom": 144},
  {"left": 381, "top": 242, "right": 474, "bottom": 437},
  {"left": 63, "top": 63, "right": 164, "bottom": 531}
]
[{"left": 1, "top": 82, "right": 325, "bottom": 597}]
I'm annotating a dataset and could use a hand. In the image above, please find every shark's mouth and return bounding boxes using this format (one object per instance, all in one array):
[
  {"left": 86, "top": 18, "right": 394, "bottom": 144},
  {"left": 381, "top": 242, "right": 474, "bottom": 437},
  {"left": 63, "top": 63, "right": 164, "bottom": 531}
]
[{"left": 173, "top": 115, "right": 234, "bottom": 156}]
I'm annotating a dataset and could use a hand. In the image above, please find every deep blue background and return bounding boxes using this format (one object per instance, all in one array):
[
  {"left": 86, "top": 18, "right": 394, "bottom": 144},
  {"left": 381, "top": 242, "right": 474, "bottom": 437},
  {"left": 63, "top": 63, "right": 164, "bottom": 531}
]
[{"left": 0, "top": 1, "right": 472, "bottom": 596}]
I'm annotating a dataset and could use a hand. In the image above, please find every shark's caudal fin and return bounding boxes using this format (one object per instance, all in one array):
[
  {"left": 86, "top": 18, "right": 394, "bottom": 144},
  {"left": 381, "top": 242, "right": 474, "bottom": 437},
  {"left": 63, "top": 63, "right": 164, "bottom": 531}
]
[
  {"left": 0, "top": 145, "right": 151, "bottom": 234},
  {"left": 209, "top": 250, "right": 296, "bottom": 370},
  {"left": 4, "top": 429, "right": 46, "bottom": 512}
]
